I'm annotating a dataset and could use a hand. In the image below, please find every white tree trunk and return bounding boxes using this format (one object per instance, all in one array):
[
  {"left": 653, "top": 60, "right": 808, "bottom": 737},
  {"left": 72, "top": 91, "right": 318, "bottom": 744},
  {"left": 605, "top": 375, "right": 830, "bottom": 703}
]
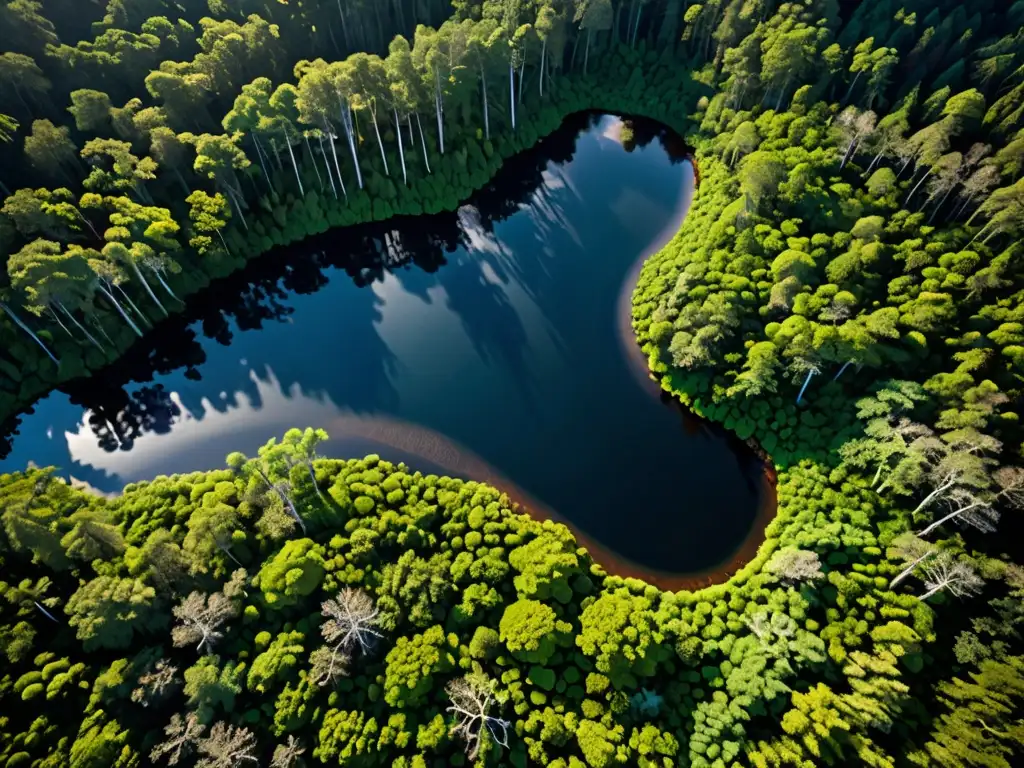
[
  {"left": 905, "top": 167, "right": 932, "bottom": 206},
  {"left": 539, "top": 41, "right": 546, "bottom": 96},
  {"left": 632, "top": 4, "right": 643, "bottom": 46},
  {"left": 283, "top": 129, "right": 305, "bottom": 196},
  {"left": 890, "top": 550, "right": 936, "bottom": 588},
  {"left": 509, "top": 65, "right": 516, "bottom": 130},
  {"left": 151, "top": 269, "right": 181, "bottom": 302},
  {"left": 434, "top": 72, "right": 445, "bottom": 154},
  {"left": 481, "top": 67, "right": 490, "bottom": 140},
  {"left": 304, "top": 134, "right": 324, "bottom": 191},
  {"left": 128, "top": 261, "right": 167, "bottom": 316},
  {"left": 912, "top": 476, "right": 958, "bottom": 516},
  {"left": 584, "top": 29, "right": 592, "bottom": 74},
  {"left": 252, "top": 133, "right": 272, "bottom": 186},
  {"left": 339, "top": 100, "right": 364, "bottom": 189},
  {"left": 796, "top": 369, "right": 816, "bottom": 404},
  {"left": 394, "top": 109, "right": 407, "bottom": 185},
  {"left": 96, "top": 286, "right": 143, "bottom": 336},
  {"left": 416, "top": 112, "right": 431, "bottom": 173},
  {"left": 0, "top": 302, "right": 60, "bottom": 365},
  {"left": 370, "top": 110, "right": 390, "bottom": 176},
  {"left": 59, "top": 303, "right": 104, "bottom": 352}
]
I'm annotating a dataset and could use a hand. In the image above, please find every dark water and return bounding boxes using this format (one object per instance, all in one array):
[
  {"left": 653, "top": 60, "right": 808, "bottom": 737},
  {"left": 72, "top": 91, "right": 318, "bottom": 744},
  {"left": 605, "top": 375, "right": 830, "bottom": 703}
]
[{"left": 0, "top": 114, "right": 765, "bottom": 577}]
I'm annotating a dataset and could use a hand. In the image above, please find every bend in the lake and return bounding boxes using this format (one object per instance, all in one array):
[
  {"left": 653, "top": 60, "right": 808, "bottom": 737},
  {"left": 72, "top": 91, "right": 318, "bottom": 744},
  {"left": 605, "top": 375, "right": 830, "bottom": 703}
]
[{"left": 0, "top": 114, "right": 775, "bottom": 587}]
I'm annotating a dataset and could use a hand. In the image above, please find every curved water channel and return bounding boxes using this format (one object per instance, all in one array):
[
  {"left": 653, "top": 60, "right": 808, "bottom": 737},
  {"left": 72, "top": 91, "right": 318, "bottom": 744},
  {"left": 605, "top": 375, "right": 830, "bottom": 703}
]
[{"left": 0, "top": 114, "right": 772, "bottom": 588}]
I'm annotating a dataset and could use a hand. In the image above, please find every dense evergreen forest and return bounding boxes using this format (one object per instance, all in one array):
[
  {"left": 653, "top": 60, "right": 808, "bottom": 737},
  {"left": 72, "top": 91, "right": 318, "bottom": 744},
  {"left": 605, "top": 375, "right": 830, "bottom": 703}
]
[{"left": 3, "top": 0, "right": 1024, "bottom": 767}]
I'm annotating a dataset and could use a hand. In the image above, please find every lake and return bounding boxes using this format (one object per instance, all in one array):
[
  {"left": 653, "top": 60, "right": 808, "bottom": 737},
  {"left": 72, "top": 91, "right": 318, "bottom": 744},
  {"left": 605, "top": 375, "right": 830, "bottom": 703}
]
[{"left": 0, "top": 113, "right": 770, "bottom": 587}]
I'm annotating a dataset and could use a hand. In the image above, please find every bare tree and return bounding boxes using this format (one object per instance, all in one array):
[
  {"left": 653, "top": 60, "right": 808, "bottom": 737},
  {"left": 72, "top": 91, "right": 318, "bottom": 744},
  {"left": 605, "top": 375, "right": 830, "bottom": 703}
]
[
  {"left": 132, "top": 659, "right": 179, "bottom": 706},
  {"left": 320, "top": 588, "right": 383, "bottom": 655},
  {"left": 886, "top": 532, "right": 938, "bottom": 588},
  {"left": 172, "top": 594, "right": 239, "bottom": 653},
  {"left": 151, "top": 713, "right": 206, "bottom": 766},
  {"left": 764, "top": 547, "right": 824, "bottom": 586},
  {"left": 446, "top": 675, "right": 511, "bottom": 761},
  {"left": 271, "top": 735, "right": 306, "bottom": 768},
  {"left": 308, "top": 588, "right": 383, "bottom": 687},
  {"left": 918, "top": 466, "right": 1024, "bottom": 537},
  {"left": 910, "top": 436, "right": 997, "bottom": 516},
  {"left": 197, "top": 722, "right": 259, "bottom": 768},
  {"left": 918, "top": 554, "right": 985, "bottom": 600}
]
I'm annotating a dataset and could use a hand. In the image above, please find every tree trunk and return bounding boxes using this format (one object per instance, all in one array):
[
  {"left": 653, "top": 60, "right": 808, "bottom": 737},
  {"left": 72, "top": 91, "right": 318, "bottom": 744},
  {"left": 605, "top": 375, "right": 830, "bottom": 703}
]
[
  {"left": 434, "top": 72, "right": 445, "bottom": 154},
  {"left": 912, "top": 476, "right": 958, "bottom": 516},
  {"left": 841, "top": 70, "right": 863, "bottom": 105},
  {"left": 129, "top": 260, "right": 168, "bottom": 316},
  {"left": 59, "top": 303, "right": 104, "bottom": 352},
  {"left": 151, "top": 269, "right": 182, "bottom": 302},
  {"left": 481, "top": 67, "right": 490, "bottom": 140},
  {"left": 833, "top": 360, "right": 852, "bottom": 381},
  {"left": 539, "top": 41, "right": 546, "bottom": 96},
  {"left": 339, "top": 100, "right": 364, "bottom": 189},
  {"left": 256, "top": 468, "right": 306, "bottom": 534},
  {"left": 774, "top": 75, "right": 791, "bottom": 112},
  {"left": 282, "top": 129, "right": 305, "bottom": 196},
  {"left": 509, "top": 65, "right": 516, "bottom": 130},
  {"left": 96, "top": 286, "right": 143, "bottom": 336},
  {"left": 115, "top": 283, "right": 151, "bottom": 327},
  {"left": 890, "top": 550, "right": 937, "bottom": 588},
  {"left": 48, "top": 306, "right": 75, "bottom": 339},
  {"left": 306, "top": 461, "right": 328, "bottom": 504},
  {"left": 518, "top": 58, "right": 525, "bottom": 105},
  {"left": 865, "top": 146, "right": 887, "bottom": 174},
  {"left": 584, "top": 29, "right": 592, "bottom": 75},
  {"left": 407, "top": 115, "right": 415, "bottom": 146},
  {"left": 305, "top": 134, "right": 324, "bottom": 191},
  {"left": 918, "top": 503, "right": 983, "bottom": 537},
  {"left": 796, "top": 369, "right": 816, "bottom": 404},
  {"left": 336, "top": 0, "right": 351, "bottom": 48},
  {"left": 928, "top": 182, "right": 958, "bottom": 225},
  {"left": 34, "top": 602, "right": 58, "bottom": 623},
  {"left": 90, "top": 315, "right": 115, "bottom": 346},
  {"left": 323, "top": 122, "right": 347, "bottom": 198},
  {"left": 632, "top": 3, "right": 643, "bottom": 47},
  {"left": 905, "top": 167, "right": 932, "bottom": 206},
  {"left": 369, "top": 110, "right": 390, "bottom": 176},
  {"left": 416, "top": 112, "right": 431, "bottom": 173},
  {"left": 394, "top": 109, "right": 407, "bottom": 185}
]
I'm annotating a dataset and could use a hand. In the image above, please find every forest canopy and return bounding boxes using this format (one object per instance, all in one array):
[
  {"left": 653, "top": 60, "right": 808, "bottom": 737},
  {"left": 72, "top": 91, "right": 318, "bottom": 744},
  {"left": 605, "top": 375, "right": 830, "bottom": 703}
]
[{"left": 2, "top": 1, "right": 1024, "bottom": 768}]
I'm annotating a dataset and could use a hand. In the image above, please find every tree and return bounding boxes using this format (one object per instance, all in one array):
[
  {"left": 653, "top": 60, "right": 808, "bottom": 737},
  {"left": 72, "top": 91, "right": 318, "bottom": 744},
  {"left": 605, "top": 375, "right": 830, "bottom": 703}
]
[
  {"left": 268, "top": 83, "right": 307, "bottom": 196},
  {"left": 65, "top": 575, "right": 162, "bottom": 651},
  {"left": 24, "top": 119, "right": 80, "bottom": 183},
  {"left": 446, "top": 674, "right": 511, "bottom": 761},
  {"left": 228, "top": 445, "right": 305, "bottom": 534},
  {"left": 185, "top": 190, "right": 231, "bottom": 255},
  {"left": 60, "top": 509, "right": 125, "bottom": 561},
  {"left": 196, "top": 722, "right": 259, "bottom": 767},
  {"left": 171, "top": 581, "right": 244, "bottom": 653},
  {"left": 0, "top": 52, "right": 50, "bottom": 118},
  {"left": 578, "top": 0, "right": 613, "bottom": 75},
  {"left": 151, "top": 713, "right": 205, "bottom": 766},
  {"left": 271, "top": 736, "right": 306, "bottom": 768},
  {"left": 918, "top": 554, "right": 985, "bottom": 601},
  {"left": 764, "top": 547, "right": 824, "bottom": 586},
  {"left": 320, "top": 588, "right": 383, "bottom": 657},
  {"left": 192, "top": 133, "right": 251, "bottom": 228},
  {"left": 887, "top": 533, "right": 939, "bottom": 589}
]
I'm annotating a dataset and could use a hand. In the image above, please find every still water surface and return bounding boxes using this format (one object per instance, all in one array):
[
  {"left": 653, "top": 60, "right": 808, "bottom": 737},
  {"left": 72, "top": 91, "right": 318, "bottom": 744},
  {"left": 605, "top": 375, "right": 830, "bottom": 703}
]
[{"left": 0, "top": 114, "right": 766, "bottom": 579}]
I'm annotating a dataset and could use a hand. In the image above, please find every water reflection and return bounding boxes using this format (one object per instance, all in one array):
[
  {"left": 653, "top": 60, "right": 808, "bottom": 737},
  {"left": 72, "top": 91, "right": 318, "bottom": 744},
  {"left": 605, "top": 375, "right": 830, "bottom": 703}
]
[{"left": 1, "top": 114, "right": 767, "bottom": 578}]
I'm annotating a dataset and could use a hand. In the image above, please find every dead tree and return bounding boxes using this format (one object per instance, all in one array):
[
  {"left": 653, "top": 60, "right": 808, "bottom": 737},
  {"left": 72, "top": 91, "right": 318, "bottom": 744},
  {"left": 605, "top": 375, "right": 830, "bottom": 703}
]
[
  {"left": 309, "top": 588, "right": 383, "bottom": 687},
  {"left": 271, "top": 735, "right": 306, "bottom": 768},
  {"left": 446, "top": 675, "right": 511, "bottom": 761},
  {"left": 196, "top": 722, "right": 259, "bottom": 768},
  {"left": 918, "top": 554, "right": 985, "bottom": 600},
  {"left": 132, "top": 659, "right": 179, "bottom": 706},
  {"left": 150, "top": 713, "right": 206, "bottom": 766}
]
